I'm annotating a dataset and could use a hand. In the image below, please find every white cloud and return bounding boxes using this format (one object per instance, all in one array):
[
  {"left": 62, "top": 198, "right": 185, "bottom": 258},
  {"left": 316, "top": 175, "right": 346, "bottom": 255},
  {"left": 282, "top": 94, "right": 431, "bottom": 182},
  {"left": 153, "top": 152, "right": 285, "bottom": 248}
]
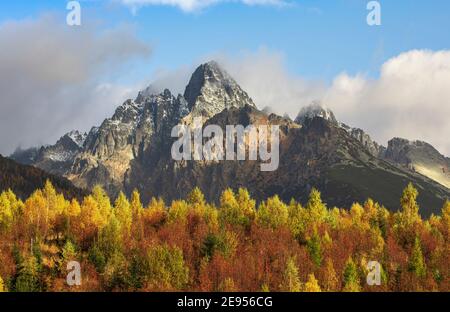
[
  {"left": 216, "top": 48, "right": 327, "bottom": 118},
  {"left": 215, "top": 49, "right": 450, "bottom": 156},
  {"left": 0, "top": 15, "right": 151, "bottom": 155},
  {"left": 323, "top": 50, "right": 450, "bottom": 156},
  {"left": 120, "top": 0, "right": 286, "bottom": 13}
]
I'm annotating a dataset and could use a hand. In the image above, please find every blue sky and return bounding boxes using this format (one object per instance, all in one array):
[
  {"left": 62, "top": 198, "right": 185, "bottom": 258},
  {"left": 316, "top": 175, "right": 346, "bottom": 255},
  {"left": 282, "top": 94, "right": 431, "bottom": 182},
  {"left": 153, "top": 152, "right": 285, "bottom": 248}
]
[{"left": 1, "top": 0, "right": 449, "bottom": 82}]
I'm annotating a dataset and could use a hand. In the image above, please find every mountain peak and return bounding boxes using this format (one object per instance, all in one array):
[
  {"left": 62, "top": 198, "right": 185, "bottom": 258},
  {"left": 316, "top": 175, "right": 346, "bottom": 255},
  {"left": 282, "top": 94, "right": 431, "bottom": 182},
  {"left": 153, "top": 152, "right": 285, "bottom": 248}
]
[
  {"left": 295, "top": 101, "right": 338, "bottom": 125},
  {"left": 183, "top": 61, "right": 256, "bottom": 117}
]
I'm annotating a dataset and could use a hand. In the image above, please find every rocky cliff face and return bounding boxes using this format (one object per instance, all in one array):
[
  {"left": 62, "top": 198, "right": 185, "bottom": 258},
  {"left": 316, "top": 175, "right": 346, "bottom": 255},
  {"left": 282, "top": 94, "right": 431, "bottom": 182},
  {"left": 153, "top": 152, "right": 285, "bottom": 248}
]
[
  {"left": 11, "top": 61, "right": 450, "bottom": 216},
  {"left": 184, "top": 61, "right": 256, "bottom": 118},
  {"left": 384, "top": 138, "right": 450, "bottom": 188}
]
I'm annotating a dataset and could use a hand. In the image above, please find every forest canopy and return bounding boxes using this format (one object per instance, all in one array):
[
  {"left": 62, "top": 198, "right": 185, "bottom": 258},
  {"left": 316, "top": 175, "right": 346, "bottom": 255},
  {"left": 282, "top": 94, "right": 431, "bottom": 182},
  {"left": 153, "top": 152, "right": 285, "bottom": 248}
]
[{"left": 0, "top": 181, "right": 448, "bottom": 292}]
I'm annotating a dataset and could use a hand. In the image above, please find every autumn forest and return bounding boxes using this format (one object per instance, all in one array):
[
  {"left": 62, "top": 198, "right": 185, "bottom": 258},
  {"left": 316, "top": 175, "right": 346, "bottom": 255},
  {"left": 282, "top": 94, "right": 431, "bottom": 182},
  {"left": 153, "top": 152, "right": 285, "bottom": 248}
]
[{"left": 0, "top": 181, "right": 448, "bottom": 292}]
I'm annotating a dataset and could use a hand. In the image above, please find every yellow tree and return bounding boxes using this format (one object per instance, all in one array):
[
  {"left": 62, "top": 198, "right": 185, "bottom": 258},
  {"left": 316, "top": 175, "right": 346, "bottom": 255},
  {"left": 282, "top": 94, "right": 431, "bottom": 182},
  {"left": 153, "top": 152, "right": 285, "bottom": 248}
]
[
  {"left": 236, "top": 188, "right": 256, "bottom": 220},
  {"left": 76, "top": 195, "right": 107, "bottom": 243},
  {"left": 220, "top": 188, "right": 252, "bottom": 226},
  {"left": 0, "top": 191, "right": 14, "bottom": 231},
  {"left": 306, "top": 188, "right": 328, "bottom": 225},
  {"left": 400, "top": 183, "right": 420, "bottom": 226},
  {"left": 288, "top": 199, "right": 309, "bottom": 240},
  {"left": 114, "top": 192, "right": 132, "bottom": 237},
  {"left": 23, "top": 190, "right": 47, "bottom": 238},
  {"left": 92, "top": 185, "right": 112, "bottom": 222},
  {"left": 322, "top": 258, "right": 339, "bottom": 292},
  {"left": 130, "top": 189, "right": 144, "bottom": 221},
  {"left": 257, "top": 195, "right": 289, "bottom": 229},
  {"left": 303, "top": 274, "right": 321, "bottom": 292},
  {"left": 0, "top": 275, "right": 5, "bottom": 292},
  {"left": 281, "top": 257, "right": 301, "bottom": 292},
  {"left": 441, "top": 200, "right": 450, "bottom": 240}
]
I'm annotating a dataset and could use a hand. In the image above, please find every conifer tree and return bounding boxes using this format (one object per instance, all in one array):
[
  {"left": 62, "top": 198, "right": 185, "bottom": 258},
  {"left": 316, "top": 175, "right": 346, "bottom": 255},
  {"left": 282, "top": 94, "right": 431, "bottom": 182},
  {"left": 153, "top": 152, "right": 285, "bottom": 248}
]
[
  {"left": 303, "top": 274, "right": 321, "bottom": 292},
  {"left": 343, "top": 257, "right": 361, "bottom": 292},
  {"left": 323, "top": 258, "right": 339, "bottom": 291},
  {"left": 257, "top": 195, "right": 289, "bottom": 229},
  {"left": 409, "top": 237, "right": 427, "bottom": 278},
  {"left": 400, "top": 183, "right": 420, "bottom": 226},
  {"left": 0, "top": 191, "right": 14, "bottom": 231},
  {"left": 130, "top": 189, "right": 144, "bottom": 221},
  {"left": 14, "top": 255, "right": 41, "bottom": 292},
  {"left": 307, "top": 230, "right": 323, "bottom": 267},
  {"left": 188, "top": 187, "right": 206, "bottom": 206},
  {"left": 306, "top": 188, "right": 327, "bottom": 224},
  {"left": 114, "top": 192, "right": 132, "bottom": 236},
  {"left": 220, "top": 188, "right": 253, "bottom": 226},
  {"left": 281, "top": 257, "right": 301, "bottom": 292}
]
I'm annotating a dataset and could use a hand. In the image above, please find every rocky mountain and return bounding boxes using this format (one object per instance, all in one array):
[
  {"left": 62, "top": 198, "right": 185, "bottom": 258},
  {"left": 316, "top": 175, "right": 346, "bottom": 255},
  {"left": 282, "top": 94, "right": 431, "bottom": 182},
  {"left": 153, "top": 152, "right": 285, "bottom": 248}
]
[
  {"left": 384, "top": 138, "right": 450, "bottom": 189},
  {"left": 184, "top": 61, "right": 256, "bottom": 118},
  {"left": 295, "top": 102, "right": 338, "bottom": 126},
  {"left": 11, "top": 61, "right": 449, "bottom": 216},
  {"left": 0, "top": 154, "right": 86, "bottom": 200}
]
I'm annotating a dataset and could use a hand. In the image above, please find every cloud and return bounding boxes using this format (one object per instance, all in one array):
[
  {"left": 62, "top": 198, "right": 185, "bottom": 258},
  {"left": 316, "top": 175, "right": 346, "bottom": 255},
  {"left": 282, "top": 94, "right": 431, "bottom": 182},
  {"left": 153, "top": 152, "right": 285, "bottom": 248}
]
[
  {"left": 216, "top": 48, "right": 326, "bottom": 118},
  {"left": 120, "top": 0, "right": 286, "bottom": 13},
  {"left": 214, "top": 49, "right": 450, "bottom": 156},
  {"left": 323, "top": 50, "right": 450, "bottom": 156},
  {"left": 0, "top": 14, "right": 151, "bottom": 155}
]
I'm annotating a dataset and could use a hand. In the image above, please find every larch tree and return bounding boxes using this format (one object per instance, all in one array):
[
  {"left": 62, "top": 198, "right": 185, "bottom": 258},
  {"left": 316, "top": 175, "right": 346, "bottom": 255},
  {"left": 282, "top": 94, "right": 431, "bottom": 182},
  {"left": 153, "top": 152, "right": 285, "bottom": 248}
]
[
  {"left": 281, "top": 257, "right": 301, "bottom": 292},
  {"left": 322, "top": 258, "right": 339, "bottom": 291},
  {"left": 306, "top": 230, "right": 323, "bottom": 267},
  {"left": 0, "top": 191, "right": 14, "bottom": 231},
  {"left": 400, "top": 183, "right": 420, "bottom": 226},
  {"left": 343, "top": 257, "right": 361, "bottom": 292},
  {"left": 257, "top": 195, "right": 289, "bottom": 229},
  {"left": 409, "top": 236, "right": 427, "bottom": 278},
  {"left": 220, "top": 188, "right": 253, "bottom": 227},
  {"left": 114, "top": 192, "right": 132, "bottom": 236},
  {"left": 0, "top": 275, "right": 6, "bottom": 292},
  {"left": 306, "top": 188, "right": 328, "bottom": 225},
  {"left": 303, "top": 273, "right": 321, "bottom": 292},
  {"left": 130, "top": 189, "right": 144, "bottom": 221}
]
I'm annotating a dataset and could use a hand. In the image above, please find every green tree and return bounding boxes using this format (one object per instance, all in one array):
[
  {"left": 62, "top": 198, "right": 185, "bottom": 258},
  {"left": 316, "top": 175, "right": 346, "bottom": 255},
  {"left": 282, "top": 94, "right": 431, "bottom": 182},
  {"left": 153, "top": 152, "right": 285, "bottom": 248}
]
[
  {"left": 219, "top": 188, "right": 253, "bottom": 227},
  {"left": 98, "top": 215, "right": 123, "bottom": 260},
  {"left": 103, "top": 251, "right": 129, "bottom": 291},
  {"left": 307, "top": 230, "right": 323, "bottom": 267},
  {"left": 257, "top": 195, "right": 289, "bottom": 229},
  {"left": 343, "top": 257, "right": 360, "bottom": 292},
  {"left": 14, "top": 255, "right": 41, "bottom": 292},
  {"left": 288, "top": 199, "right": 308, "bottom": 239},
  {"left": 59, "top": 240, "right": 77, "bottom": 270},
  {"left": 146, "top": 244, "right": 189, "bottom": 290},
  {"left": 130, "top": 189, "right": 144, "bottom": 221},
  {"left": 409, "top": 237, "right": 427, "bottom": 278},
  {"left": 114, "top": 192, "right": 132, "bottom": 236}
]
